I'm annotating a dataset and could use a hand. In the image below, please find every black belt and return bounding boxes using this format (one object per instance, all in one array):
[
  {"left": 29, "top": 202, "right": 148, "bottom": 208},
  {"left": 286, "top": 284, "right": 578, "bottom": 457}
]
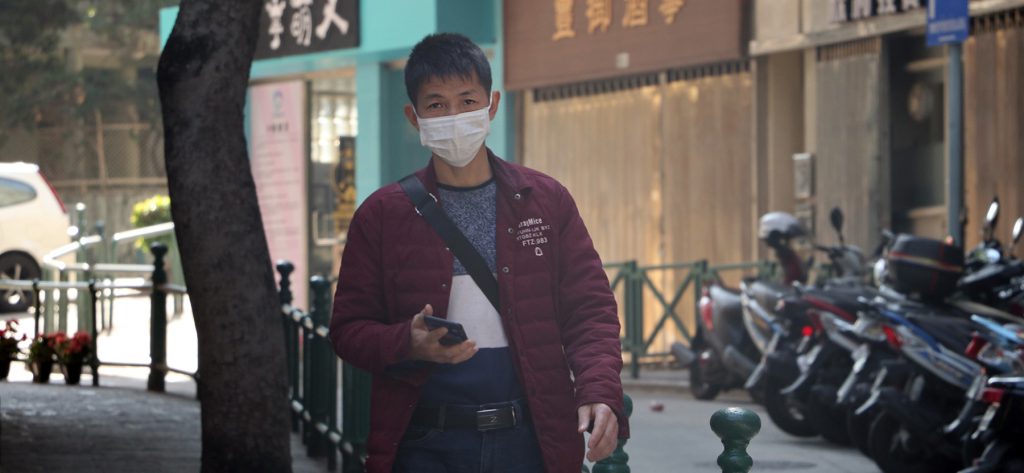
[{"left": 410, "top": 400, "right": 529, "bottom": 432}]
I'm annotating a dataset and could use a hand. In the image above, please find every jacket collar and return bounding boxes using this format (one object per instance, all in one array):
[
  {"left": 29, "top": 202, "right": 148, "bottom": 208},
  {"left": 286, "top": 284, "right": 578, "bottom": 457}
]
[{"left": 414, "top": 148, "right": 532, "bottom": 198}]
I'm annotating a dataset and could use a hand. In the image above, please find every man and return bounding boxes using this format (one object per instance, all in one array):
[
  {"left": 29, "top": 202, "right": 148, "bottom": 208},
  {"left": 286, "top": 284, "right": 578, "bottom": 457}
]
[{"left": 329, "top": 33, "right": 627, "bottom": 473}]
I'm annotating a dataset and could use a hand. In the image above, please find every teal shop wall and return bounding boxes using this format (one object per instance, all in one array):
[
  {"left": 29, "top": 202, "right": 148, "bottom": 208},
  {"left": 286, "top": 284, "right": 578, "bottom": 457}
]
[{"left": 158, "top": 0, "right": 512, "bottom": 204}]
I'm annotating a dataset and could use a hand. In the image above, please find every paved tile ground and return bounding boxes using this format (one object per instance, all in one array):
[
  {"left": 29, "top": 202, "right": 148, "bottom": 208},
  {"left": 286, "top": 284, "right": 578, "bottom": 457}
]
[{"left": 0, "top": 379, "right": 328, "bottom": 473}]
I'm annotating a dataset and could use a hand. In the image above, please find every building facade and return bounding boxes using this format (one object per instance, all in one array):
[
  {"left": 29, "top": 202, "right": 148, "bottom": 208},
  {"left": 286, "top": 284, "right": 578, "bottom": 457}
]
[{"left": 751, "top": 0, "right": 1024, "bottom": 251}]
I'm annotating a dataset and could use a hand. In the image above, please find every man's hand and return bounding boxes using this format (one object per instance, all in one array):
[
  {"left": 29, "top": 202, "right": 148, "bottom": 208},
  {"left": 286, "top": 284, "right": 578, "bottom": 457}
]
[
  {"left": 577, "top": 402, "right": 618, "bottom": 462},
  {"left": 408, "top": 304, "right": 478, "bottom": 364}
]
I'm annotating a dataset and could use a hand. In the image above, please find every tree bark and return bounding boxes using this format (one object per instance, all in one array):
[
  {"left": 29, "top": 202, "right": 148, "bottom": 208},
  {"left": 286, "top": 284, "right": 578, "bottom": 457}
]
[{"left": 156, "top": 1, "right": 292, "bottom": 472}]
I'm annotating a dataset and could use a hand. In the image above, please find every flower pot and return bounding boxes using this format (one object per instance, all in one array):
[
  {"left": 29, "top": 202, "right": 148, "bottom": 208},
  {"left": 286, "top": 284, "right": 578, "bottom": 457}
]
[
  {"left": 31, "top": 359, "right": 54, "bottom": 383},
  {"left": 0, "top": 356, "right": 11, "bottom": 380},
  {"left": 61, "top": 360, "right": 83, "bottom": 385}
]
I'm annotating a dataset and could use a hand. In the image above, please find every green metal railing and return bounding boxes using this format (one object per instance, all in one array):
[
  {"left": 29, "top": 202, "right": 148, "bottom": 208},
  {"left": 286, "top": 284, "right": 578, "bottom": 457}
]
[
  {"left": 277, "top": 262, "right": 369, "bottom": 472},
  {"left": 0, "top": 243, "right": 191, "bottom": 391},
  {"left": 38, "top": 210, "right": 184, "bottom": 337},
  {"left": 611, "top": 259, "right": 779, "bottom": 378}
]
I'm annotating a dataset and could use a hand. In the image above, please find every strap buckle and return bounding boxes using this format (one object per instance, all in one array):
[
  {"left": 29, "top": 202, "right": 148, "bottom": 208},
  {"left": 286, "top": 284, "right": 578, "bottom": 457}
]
[{"left": 413, "top": 192, "right": 439, "bottom": 217}]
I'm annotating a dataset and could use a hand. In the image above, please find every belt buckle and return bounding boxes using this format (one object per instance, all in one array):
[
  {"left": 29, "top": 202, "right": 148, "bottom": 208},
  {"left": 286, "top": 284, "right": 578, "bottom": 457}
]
[{"left": 476, "top": 407, "right": 513, "bottom": 432}]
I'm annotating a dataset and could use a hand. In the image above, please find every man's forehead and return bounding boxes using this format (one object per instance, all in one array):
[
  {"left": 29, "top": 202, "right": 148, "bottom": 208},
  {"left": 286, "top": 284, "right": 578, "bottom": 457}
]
[{"left": 418, "top": 73, "right": 486, "bottom": 95}]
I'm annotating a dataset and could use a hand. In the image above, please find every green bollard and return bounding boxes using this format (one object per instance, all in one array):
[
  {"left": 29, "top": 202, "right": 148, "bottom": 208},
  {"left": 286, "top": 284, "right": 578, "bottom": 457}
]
[
  {"left": 710, "top": 407, "right": 761, "bottom": 473},
  {"left": 591, "top": 394, "right": 633, "bottom": 473}
]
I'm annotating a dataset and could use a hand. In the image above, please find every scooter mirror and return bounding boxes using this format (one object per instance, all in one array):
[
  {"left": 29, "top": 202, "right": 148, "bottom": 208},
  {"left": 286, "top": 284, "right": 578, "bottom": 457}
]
[
  {"left": 985, "top": 198, "right": 1000, "bottom": 228},
  {"left": 1014, "top": 218, "right": 1023, "bottom": 245},
  {"left": 830, "top": 207, "right": 844, "bottom": 237}
]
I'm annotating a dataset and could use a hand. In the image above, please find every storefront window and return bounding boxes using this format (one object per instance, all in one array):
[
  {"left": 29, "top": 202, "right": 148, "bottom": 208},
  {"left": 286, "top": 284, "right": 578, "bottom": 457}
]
[{"left": 310, "top": 75, "right": 357, "bottom": 278}]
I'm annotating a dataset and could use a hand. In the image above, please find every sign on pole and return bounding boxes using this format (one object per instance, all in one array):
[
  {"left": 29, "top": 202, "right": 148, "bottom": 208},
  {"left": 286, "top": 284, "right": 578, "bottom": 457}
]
[{"left": 927, "top": 0, "right": 969, "bottom": 47}]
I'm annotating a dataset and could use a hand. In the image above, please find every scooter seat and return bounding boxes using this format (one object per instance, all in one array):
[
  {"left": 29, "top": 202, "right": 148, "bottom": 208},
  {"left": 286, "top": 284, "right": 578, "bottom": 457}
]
[
  {"left": 745, "top": 280, "right": 790, "bottom": 313},
  {"left": 905, "top": 314, "right": 977, "bottom": 352},
  {"left": 801, "top": 287, "right": 874, "bottom": 320}
]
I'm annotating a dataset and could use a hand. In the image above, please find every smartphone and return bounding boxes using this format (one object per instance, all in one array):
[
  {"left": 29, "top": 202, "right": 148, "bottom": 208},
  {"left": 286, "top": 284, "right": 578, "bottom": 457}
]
[{"left": 423, "top": 315, "right": 469, "bottom": 346}]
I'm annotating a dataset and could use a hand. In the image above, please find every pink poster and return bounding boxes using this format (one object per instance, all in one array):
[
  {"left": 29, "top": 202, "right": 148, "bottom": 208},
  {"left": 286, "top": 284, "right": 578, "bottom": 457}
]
[{"left": 249, "top": 81, "right": 309, "bottom": 311}]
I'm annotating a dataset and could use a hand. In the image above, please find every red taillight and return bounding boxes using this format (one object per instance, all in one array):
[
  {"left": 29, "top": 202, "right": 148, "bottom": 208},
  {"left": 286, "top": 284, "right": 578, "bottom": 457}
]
[
  {"left": 699, "top": 293, "right": 715, "bottom": 332},
  {"left": 806, "top": 309, "right": 825, "bottom": 333},
  {"left": 39, "top": 171, "right": 67, "bottom": 214},
  {"left": 801, "top": 325, "right": 815, "bottom": 338},
  {"left": 965, "top": 333, "right": 988, "bottom": 360},
  {"left": 980, "top": 387, "right": 1005, "bottom": 405},
  {"left": 883, "top": 325, "right": 902, "bottom": 350}
]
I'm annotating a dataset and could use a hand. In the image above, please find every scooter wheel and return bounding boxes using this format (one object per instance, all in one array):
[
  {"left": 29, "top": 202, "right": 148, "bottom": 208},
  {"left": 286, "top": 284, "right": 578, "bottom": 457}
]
[
  {"left": 808, "top": 385, "right": 851, "bottom": 446},
  {"left": 690, "top": 349, "right": 722, "bottom": 401},
  {"left": 846, "top": 403, "right": 875, "bottom": 457},
  {"left": 868, "top": 412, "right": 951, "bottom": 473},
  {"left": 763, "top": 387, "right": 817, "bottom": 438}
]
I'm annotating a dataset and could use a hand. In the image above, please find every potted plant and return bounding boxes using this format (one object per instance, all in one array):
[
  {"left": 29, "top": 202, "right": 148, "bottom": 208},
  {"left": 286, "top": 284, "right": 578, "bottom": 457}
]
[
  {"left": 0, "top": 320, "right": 26, "bottom": 380},
  {"left": 56, "top": 331, "right": 91, "bottom": 385},
  {"left": 27, "top": 333, "right": 62, "bottom": 383}
]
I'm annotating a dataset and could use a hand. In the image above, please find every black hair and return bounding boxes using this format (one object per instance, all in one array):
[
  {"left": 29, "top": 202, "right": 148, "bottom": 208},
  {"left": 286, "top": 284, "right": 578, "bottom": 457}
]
[{"left": 404, "top": 33, "right": 492, "bottom": 106}]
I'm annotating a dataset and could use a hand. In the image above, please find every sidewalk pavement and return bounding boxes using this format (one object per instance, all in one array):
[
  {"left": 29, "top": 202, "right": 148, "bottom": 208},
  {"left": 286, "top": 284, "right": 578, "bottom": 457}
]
[{"left": 0, "top": 378, "right": 328, "bottom": 473}]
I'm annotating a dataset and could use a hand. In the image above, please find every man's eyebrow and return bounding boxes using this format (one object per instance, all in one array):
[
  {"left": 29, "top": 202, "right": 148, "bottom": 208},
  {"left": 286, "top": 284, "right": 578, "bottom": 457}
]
[
  {"left": 423, "top": 92, "right": 446, "bottom": 101},
  {"left": 458, "top": 90, "right": 478, "bottom": 96}
]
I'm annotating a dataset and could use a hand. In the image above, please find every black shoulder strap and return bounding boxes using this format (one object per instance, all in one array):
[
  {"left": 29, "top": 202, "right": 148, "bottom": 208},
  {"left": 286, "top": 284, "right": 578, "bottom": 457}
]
[{"left": 398, "top": 175, "right": 500, "bottom": 312}]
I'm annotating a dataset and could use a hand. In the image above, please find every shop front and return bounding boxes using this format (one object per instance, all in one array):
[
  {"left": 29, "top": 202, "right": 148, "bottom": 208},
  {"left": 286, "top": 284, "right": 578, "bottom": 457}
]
[
  {"left": 162, "top": 0, "right": 512, "bottom": 307},
  {"left": 505, "top": 0, "right": 751, "bottom": 351}
]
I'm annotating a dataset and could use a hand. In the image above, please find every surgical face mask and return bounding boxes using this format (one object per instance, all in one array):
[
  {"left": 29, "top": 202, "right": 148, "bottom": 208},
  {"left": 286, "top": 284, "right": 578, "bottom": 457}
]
[{"left": 415, "top": 103, "right": 492, "bottom": 168}]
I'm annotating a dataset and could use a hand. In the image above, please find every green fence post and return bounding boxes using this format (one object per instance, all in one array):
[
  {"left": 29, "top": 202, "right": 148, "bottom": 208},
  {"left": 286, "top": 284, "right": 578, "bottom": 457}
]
[
  {"left": 627, "top": 261, "right": 642, "bottom": 379},
  {"left": 42, "top": 268, "right": 55, "bottom": 334},
  {"left": 88, "top": 280, "right": 100, "bottom": 387},
  {"left": 710, "top": 407, "right": 761, "bottom": 473},
  {"left": 693, "top": 261, "right": 707, "bottom": 342},
  {"left": 326, "top": 355, "right": 339, "bottom": 472},
  {"left": 342, "top": 360, "right": 371, "bottom": 471},
  {"left": 307, "top": 276, "right": 330, "bottom": 458},
  {"left": 302, "top": 277, "right": 317, "bottom": 455},
  {"left": 170, "top": 237, "right": 185, "bottom": 317},
  {"left": 57, "top": 269, "right": 69, "bottom": 334},
  {"left": 590, "top": 394, "right": 633, "bottom": 473},
  {"left": 147, "top": 242, "right": 168, "bottom": 393},
  {"left": 276, "top": 261, "right": 300, "bottom": 433}
]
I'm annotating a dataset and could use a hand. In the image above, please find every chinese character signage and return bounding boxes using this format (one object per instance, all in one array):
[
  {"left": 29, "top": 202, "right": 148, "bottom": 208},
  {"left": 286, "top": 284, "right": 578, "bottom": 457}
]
[
  {"left": 256, "top": 0, "right": 359, "bottom": 60},
  {"left": 505, "top": 0, "right": 744, "bottom": 89},
  {"left": 831, "top": 0, "right": 924, "bottom": 23}
]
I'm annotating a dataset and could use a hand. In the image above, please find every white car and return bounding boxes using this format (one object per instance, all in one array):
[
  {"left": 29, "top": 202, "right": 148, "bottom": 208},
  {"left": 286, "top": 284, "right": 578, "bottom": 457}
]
[{"left": 0, "top": 162, "right": 71, "bottom": 312}]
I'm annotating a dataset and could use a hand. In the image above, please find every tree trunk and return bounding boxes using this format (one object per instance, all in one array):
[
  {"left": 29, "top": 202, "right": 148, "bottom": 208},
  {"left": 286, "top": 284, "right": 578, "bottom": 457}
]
[{"left": 156, "top": 1, "right": 292, "bottom": 472}]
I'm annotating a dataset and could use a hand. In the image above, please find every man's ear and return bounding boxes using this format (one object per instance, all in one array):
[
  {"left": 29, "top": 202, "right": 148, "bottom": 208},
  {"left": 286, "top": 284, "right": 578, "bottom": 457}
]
[
  {"left": 404, "top": 104, "right": 419, "bottom": 131},
  {"left": 488, "top": 91, "right": 501, "bottom": 120}
]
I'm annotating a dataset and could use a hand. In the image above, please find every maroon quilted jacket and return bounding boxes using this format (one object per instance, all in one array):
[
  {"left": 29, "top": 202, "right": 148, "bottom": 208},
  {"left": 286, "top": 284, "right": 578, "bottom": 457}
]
[{"left": 328, "top": 151, "right": 628, "bottom": 473}]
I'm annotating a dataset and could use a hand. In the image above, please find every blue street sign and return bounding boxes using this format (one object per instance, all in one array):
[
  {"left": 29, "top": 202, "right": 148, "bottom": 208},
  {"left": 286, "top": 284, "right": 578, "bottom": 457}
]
[{"left": 927, "top": 0, "right": 969, "bottom": 46}]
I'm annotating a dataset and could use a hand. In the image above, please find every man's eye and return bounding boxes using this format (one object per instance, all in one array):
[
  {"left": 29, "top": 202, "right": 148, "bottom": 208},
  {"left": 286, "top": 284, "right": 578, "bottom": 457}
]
[
  {"left": 463, "top": 99, "right": 477, "bottom": 105},
  {"left": 427, "top": 103, "right": 443, "bottom": 109}
]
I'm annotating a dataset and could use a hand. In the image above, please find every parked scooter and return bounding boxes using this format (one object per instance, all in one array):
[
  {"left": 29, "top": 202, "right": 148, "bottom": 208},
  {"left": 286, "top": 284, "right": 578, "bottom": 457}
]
[
  {"left": 960, "top": 374, "right": 1024, "bottom": 473},
  {"left": 743, "top": 208, "right": 873, "bottom": 441},
  {"left": 675, "top": 211, "right": 809, "bottom": 401},
  {"left": 856, "top": 306, "right": 1024, "bottom": 473}
]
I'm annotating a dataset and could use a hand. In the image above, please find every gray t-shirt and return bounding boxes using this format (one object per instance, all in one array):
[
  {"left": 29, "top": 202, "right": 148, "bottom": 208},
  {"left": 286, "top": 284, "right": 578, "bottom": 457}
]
[{"left": 419, "top": 179, "right": 524, "bottom": 406}]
